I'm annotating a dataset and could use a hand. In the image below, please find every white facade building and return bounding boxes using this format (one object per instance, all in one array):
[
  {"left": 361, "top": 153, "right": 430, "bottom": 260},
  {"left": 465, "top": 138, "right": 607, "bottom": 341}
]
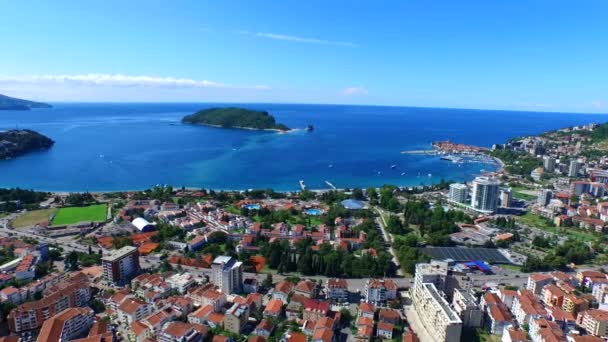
[
  {"left": 449, "top": 183, "right": 469, "bottom": 204},
  {"left": 471, "top": 176, "right": 500, "bottom": 213},
  {"left": 211, "top": 256, "right": 243, "bottom": 294}
]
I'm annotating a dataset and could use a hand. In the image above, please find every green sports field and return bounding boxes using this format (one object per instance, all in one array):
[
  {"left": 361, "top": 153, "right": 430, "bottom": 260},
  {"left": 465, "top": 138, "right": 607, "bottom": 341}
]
[{"left": 51, "top": 204, "right": 108, "bottom": 225}]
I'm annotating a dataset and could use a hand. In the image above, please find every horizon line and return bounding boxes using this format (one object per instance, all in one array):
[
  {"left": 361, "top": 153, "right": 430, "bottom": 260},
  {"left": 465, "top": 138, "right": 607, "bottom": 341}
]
[{"left": 37, "top": 100, "right": 608, "bottom": 116}]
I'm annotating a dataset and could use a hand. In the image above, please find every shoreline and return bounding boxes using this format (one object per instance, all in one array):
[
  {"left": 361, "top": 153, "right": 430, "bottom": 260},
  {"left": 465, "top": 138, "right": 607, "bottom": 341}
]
[{"left": 184, "top": 122, "right": 297, "bottom": 133}]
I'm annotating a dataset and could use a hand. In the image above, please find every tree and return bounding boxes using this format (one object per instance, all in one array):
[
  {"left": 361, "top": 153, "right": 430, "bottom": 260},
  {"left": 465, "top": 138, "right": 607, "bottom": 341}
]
[
  {"left": 90, "top": 299, "right": 106, "bottom": 313},
  {"left": 65, "top": 251, "right": 79, "bottom": 271}
]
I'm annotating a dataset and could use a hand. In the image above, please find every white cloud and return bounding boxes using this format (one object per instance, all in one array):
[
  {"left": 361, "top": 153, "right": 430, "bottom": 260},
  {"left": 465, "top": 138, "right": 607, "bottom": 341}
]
[
  {"left": 342, "top": 87, "right": 368, "bottom": 96},
  {"left": 592, "top": 100, "right": 606, "bottom": 109},
  {"left": 235, "top": 30, "right": 358, "bottom": 47},
  {"left": 0, "top": 74, "right": 270, "bottom": 90}
]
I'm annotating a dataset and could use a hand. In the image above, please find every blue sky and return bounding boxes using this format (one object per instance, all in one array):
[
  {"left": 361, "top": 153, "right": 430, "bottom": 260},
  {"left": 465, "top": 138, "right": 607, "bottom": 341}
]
[{"left": 0, "top": 0, "right": 606, "bottom": 112}]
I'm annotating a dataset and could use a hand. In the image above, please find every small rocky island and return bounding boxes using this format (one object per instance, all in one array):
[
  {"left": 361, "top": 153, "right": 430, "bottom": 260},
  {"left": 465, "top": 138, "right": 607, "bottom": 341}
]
[
  {"left": 0, "top": 129, "right": 55, "bottom": 159},
  {"left": 0, "top": 93, "right": 52, "bottom": 111},
  {"left": 182, "top": 107, "right": 290, "bottom": 132}
]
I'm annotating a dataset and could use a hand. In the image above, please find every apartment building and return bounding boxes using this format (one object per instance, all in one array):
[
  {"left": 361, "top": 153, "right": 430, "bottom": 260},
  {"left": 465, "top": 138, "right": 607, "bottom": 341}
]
[
  {"left": 578, "top": 309, "right": 608, "bottom": 338},
  {"left": 223, "top": 303, "right": 249, "bottom": 334},
  {"left": 325, "top": 278, "right": 348, "bottom": 302},
  {"left": 102, "top": 246, "right": 141, "bottom": 286},
  {"left": 412, "top": 274, "right": 462, "bottom": 342},
  {"left": 211, "top": 256, "right": 243, "bottom": 294},
  {"left": 452, "top": 289, "right": 482, "bottom": 328},
  {"left": 8, "top": 275, "right": 91, "bottom": 333},
  {"left": 363, "top": 279, "right": 397, "bottom": 305},
  {"left": 36, "top": 307, "right": 95, "bottom": 342}
]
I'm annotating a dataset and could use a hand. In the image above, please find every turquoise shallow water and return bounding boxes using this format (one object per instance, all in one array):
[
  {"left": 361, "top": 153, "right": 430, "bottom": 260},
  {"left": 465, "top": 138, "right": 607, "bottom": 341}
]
[{"left": 0, "top": 103, "right": 605, "bottom": 192}]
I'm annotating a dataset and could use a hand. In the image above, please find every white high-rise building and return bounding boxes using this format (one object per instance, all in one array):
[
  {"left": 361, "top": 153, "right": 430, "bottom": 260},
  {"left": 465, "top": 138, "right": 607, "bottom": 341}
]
[
  {"left": 448, "top": 183, "right": 469, "bottom": 204},
  {"left": 499, "top": 188, "right": 512, "bottom": 208},
  {"left": 568, "top": 160, "right": 581, "bottom": 178},
  {"left": 471, "top": 176, "right": 500, "bottom": 213},
  {"left": 412, "top": 262, "right": 462, "bottom": 342},
  {"left": 211, "top": 256, "right": 243, "bottom": 294},
  {"left": 543, "top": 156, "right": 555, "bottom": 173}
]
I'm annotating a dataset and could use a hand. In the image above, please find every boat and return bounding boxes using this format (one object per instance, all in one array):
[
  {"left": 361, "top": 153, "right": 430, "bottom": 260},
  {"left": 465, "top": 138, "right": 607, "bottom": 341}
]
[
  {"left": 428, "top": 173, "right": 432, "bottom": 177},
  {"left": 328, "top": 164, "right": 333, "bottom": 168},
  {"left": 305, "top": 124, "right": 314, "bottom": 131},
  {"left": 440, "top": 155, "right": 463, "bottom": 163},
  {"left": 401, "top": 172, "right": 406, "bottom": 176},
  {"left": 391, "top": 165, "right": 397, "bottom": 169},
  {"left": 299, "top": 180, "right": 306, "bottom": 190}
]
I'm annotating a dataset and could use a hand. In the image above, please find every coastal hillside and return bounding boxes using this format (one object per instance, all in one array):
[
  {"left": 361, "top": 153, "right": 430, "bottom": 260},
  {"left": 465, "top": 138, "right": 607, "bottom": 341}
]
[
  {"left": 182, "top": 107, "right": 290, "bottom": 131},
  {"left": 0, "top": 129, "right": 54, "bottom": 159},
  {"left": 0, "top": 93, "right": 52, "bottom": 110}
]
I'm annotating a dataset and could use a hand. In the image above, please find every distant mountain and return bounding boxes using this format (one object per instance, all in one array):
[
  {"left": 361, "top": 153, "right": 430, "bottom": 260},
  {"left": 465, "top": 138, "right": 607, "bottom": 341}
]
[
  {"left": 0, "top": 93, "right": 52, "bottom": 111},
  {"left": 182, "top": 107, "right": 291, "bottom": 131},
  {"left": 0, "top": 129, "right": 54, "bottom": 159}
]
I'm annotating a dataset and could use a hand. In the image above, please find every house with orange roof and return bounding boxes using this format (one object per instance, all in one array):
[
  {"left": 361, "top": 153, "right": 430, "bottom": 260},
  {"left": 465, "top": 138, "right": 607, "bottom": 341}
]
[
  {"left": 541, "top": 284, "right": 565, "bottom": 308},
  {"left": 263, "top": 298, "right": 283, "bottom": 318},
  {"left": 502, "top": 328, "right": 527, "bottom": 342},
  {"left": 159, "top": 321, "right": 208, "bottom": 342},
  {"left": 512, "top": 290, "right": 547, "bottom": 326},
  {"left": 358, "top": 302, "right": 375, "bottom": 319},
  {"left": 303, "top": 299, "right": 329, "bottom": 321},
  {"left": 0, "top": 287, "right": 21, "bottom": 305},
  {"left": 529, "top": 318, "right": 564, "bottom": 342},
  {"left": 206, "top": 312, "right": 225, "bottom": 329},
  {"left": 141, "top": 308, "right": 177, "bottom": 335},
  {"left": 188, "top": 304, "right": 214, "bottom": 325},
  {"left": 527, "top": 273, "right": 555, "bottom": 295},
  {"left": 117, "top": 297, "right": 153, "bottom": 324},
  {"left": 312, "top": 328, "right": 334, "bottom": 342},
  {"left": 363, "top": 279, "right": 397, "bottom": 305},
  {"left": 130, "top": 321, "right": 153, "bottom": 342},
  {"left": 187, "top": 287, "right": 226, "bottom": 311},
  {"left": 295, "top": 280, "right": 318, "bottom": 298},
  {"left": 377, "top": 322, "right": 394, "bottom": 339},
  {"left": 253, "top": 319, "right": 275, "bottom": 338},
  {"left": 562, "top": 294, "right": 588, "bottom": 315},
  {"left": 325, "top": 278, "right": 348, "bottom": 302},
  {"left": 273, "top": 280, "right": 294, "bottom": 303},
  {"left": 286, "top": 332, "right": 307, "bottom": 342},
  {"left": 379, "top": 309, "right": 400, "bottom": 325}
]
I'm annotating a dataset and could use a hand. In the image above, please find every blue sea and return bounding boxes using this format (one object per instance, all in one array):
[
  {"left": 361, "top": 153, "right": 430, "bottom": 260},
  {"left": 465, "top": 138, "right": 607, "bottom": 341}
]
[{"left": 0, "top": 103, "right": 606, "bottom": 192}]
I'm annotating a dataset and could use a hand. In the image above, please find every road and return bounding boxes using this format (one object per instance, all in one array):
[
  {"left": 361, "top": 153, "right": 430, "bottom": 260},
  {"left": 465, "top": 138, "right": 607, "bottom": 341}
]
[{"left": 373, "top": 207, "right": 403, "bottom": 275}]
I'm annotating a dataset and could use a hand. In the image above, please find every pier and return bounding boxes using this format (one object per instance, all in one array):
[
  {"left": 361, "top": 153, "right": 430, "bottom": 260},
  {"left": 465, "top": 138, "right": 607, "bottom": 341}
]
[
  {"left": 325, "top": 180, "right": 337, "bottom": 190},
  {"left": 400, "top": 150, "right": 436, "bottom": 155}
]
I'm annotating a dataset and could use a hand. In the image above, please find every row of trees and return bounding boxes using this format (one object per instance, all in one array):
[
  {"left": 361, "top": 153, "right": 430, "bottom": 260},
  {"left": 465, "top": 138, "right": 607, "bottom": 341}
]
[{"left": 259, "top": 237, "right": 393, "bottom": 278}]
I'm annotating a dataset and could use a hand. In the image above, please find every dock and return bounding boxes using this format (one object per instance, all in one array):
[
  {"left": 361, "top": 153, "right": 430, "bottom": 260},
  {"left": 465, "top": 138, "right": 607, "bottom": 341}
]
[
  {"left": 325, "top": 180, "right": 336, "bottom": 190},
  {"left": 299, "top": 180, "right": 306, "bottom": 191},
  {"left": 400, "top": 150, "right": 437, "bottom": 155}
]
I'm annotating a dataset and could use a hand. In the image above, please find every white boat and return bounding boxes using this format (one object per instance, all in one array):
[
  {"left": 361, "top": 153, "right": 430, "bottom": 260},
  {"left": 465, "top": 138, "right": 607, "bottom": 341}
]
[
  {"left": 428, "top": 173, "right": 432, "bottom": 177},
  {"left": 401, "top": 172, "right": 406, "bottom": 176},
  {"left": 391, "top": 165, "right": 397, "bottom": 169},
  {"left": 328, "top": 164, "right": 333, "bottom": 168}
]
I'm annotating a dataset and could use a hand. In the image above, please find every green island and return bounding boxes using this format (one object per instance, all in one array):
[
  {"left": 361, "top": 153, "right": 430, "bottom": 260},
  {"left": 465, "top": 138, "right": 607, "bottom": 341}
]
[
  {"left": 0, "top": 129, "right": 55, "bottom": 159},
  {"left": 182, "top": 107, "right": 290, "bottom": 131},
  {"left": 0, "top": 93, "right": 52, "bottom": 111}
]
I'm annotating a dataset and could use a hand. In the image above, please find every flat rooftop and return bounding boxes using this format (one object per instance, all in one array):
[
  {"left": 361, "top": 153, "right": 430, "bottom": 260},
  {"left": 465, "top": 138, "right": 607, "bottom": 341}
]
[
  {"left": 424, "top": 283, "right": 461, "bottom": 323},
  {"left": 101, "top": 246, "right": 137, "bottom": 262}
]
